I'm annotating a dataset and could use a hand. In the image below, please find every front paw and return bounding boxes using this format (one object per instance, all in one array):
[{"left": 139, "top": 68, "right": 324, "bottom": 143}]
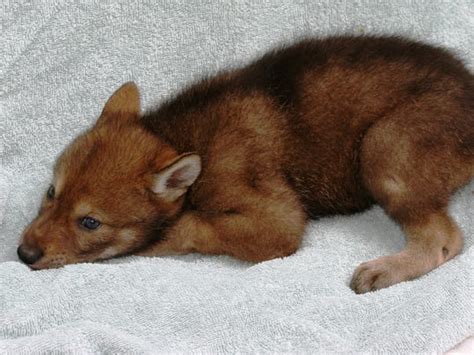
[{"left": 350, "top": 255, "right": 407, "bottom": 294}]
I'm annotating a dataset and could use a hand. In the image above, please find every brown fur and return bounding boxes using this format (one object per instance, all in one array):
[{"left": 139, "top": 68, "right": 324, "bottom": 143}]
[{"left": 19, "top": 36, "right": 473, "bottom": 293}]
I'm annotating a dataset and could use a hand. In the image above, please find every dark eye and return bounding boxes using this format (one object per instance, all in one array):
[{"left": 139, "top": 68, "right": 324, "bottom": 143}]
[
  {"left": 47, "top": 185, "right": 55, "bottom": 199},
  {"left": 80, "top": 217, "right": 101, "bottom": 230}
]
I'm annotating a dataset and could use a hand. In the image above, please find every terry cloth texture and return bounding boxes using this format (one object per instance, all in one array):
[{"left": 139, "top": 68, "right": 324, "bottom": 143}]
[{"left": 0, "top": 1, "right": 473, "bottom": 353}]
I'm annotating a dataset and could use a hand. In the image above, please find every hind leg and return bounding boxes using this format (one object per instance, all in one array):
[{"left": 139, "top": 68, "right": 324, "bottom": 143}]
[
  {"left": 350, "top": 210, "right": 463, "bottom": 293},
  {"left": 350, "top": 105, "right": 472, "bottom": 293}
]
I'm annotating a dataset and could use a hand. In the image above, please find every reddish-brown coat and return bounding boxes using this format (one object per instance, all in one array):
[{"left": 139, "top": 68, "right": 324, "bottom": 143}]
[{"left": 20, "top": 36, "right": 473, "bottom": 293}]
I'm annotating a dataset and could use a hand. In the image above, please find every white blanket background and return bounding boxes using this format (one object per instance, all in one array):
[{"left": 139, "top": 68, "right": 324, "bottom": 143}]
[{"left": 0, "top": 1, "right": 473, "bottom": 353}]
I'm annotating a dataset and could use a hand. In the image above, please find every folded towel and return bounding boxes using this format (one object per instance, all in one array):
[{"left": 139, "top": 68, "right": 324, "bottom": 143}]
[{"left": 1, "top": 1, "right": 472, "bottom": 353}]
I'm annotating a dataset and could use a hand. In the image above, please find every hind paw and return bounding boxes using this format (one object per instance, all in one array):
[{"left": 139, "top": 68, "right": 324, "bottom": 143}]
[{"left": 350, "top": 255, "right": 408, "bottom": 294}]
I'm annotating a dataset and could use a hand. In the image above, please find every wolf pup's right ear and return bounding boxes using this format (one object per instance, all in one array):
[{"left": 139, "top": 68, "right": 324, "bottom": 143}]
[
  {"left": 152, "top": 153, "right": 202, "bottom": 202},
  {"left": 97, "top": 82, "right": 141, "bottom": 126}
]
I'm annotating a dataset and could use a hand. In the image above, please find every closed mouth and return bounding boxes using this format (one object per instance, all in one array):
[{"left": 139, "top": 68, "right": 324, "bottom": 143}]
[
  {"left": 27, "top": 258, "right": 69, "bottom": 270},
  {"left": 28, "top": 262, "right": 64, "bottom": 270}
]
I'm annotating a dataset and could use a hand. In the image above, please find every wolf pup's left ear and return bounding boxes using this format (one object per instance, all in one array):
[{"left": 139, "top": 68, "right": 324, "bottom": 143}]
[
  {"left": 152, "top": 153, "right": 202, "bottom": 201},
  {"left": 97, "top": 82, "right": 140, "bottom": 125}
]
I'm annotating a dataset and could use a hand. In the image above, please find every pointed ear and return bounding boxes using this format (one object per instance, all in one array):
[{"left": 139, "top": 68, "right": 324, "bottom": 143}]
[
  {"left": 152, "top": 153, "right": 202, "bottom": 201},
  {"left": 97, "top": 82, "right": 140, "bottom": 125}
]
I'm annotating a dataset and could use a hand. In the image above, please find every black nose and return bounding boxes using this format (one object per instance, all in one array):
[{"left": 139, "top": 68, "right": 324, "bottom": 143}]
[{"left": 17, "top": 245, "right": 43, "bottom": 265}]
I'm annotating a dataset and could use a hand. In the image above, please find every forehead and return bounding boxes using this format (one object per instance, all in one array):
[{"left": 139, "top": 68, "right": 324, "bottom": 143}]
[{"left": 54, "top": 125, "right": 158, "bottom": 196}]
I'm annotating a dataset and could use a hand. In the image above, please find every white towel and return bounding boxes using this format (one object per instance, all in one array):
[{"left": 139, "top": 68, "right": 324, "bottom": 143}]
[{"left": 1, "top": 1, "right": 473, "bottom": 353}]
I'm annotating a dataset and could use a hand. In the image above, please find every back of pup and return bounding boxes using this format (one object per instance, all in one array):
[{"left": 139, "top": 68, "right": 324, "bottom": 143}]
[{"left": 244, "top": 36, "right": 474, "bottom": 217}]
